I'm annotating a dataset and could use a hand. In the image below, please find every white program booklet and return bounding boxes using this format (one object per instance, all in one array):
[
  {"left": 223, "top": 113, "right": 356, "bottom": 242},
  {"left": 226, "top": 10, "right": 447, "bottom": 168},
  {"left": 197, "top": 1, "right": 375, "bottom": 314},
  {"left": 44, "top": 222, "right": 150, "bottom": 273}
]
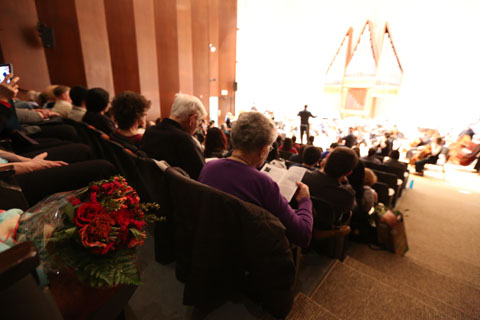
[{"left": 261, "top": 164, "right": 307, "bottom": 202}]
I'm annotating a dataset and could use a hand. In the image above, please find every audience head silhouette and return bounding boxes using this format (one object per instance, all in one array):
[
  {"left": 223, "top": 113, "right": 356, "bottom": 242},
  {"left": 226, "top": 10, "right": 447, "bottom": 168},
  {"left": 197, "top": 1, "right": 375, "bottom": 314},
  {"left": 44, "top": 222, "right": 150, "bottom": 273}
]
[
  {"left": 204, "top": 127, "right": 228, "bottom": 158},
  {"left": 324, "top": 146, "right": 358, "bottom": 179},
  {"left": 368, "top": 147, "right": 377, "bottom": 157},
  {"left": 363, "top": 168, "right": 378, "bottom": 186},
  {"left": 53, "top": 85, "right": 71, "bottom": 102},
  {"left": 70, "top": 86, "right": 88, "bottom": 107},
  {"left": 111, "top": 91, "right": 150, "bottom": 130},
  {"left": 389, "top": 149, "right": 400, "bottom": 160},
  {"left": 86, "top": 87, "right": 110, "bottom": 113},
  {"left": 302, "top": 146, "right": 321, "bottom": 166},
  {"left": 169, "top": 93, "right": 207, "bottom": 135}
]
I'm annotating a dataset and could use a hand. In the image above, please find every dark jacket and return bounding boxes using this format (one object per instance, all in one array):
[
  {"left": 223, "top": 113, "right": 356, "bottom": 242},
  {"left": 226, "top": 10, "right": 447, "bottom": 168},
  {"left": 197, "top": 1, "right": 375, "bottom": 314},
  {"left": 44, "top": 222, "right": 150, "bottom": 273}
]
[
  {"left": 164, "top": 167, "right": 295, "bottom": 318},
  {"left": 141, "top": 118, "right": 205, "bottom": 180},
  {"left": 82, "top": 112, "right": 115, "bottom": 135}
]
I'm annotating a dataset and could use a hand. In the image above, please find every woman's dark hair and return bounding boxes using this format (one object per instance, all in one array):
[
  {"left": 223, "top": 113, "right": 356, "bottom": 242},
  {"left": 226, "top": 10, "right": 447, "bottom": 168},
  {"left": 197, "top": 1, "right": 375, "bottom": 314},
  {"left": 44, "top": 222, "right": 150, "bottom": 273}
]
[
  {"left": 111, "top": 91, "right": 150, "bottom": 130},
  {"left": 283, "top": 138, "right": 293, "bottom": 150},
  {"left": 204, "top": 127, "right": 228, "bottom": 158},
  {"left": 267, "top": 141, "right": 279, "bottom": 162},
  {"left": 86, "top": 87, "right": 110, "bottom": 113},
  {"left": 70, "top": 86, "right": 88, "bottom": 106}
]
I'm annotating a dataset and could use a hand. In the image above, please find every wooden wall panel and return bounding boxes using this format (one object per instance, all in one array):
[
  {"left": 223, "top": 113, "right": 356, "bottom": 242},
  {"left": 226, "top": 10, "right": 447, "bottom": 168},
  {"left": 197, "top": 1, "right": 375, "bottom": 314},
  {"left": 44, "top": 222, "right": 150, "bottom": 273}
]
[
  {"left": 154, "top": 0, "right": 180, "bottom": 117},
  {"left": 208, "top": 0, "right": 220, "bottom": 123},
  {"left": 133, "top": 0, "right": 161, "bottom": 120},
  {"left": 0, "top": 0, "right": 50, "bottom": 91},
  {"left": 218, "top": 0, "right": 237, "bottom": 123},
  {"left": 35, "top": 0, "right": 86, "bottom": 87},
  {"left": 176, "top": 0, "right": 194, "bottom": 94},
  {"left": 75, "top": 0, "right": 114, "bottom": 94},
  {"left": 191, "top": 0, "right": 210, "bottom": 113},
  {"left": 104, "top": 0, "right": 141, "bottom": 94}
]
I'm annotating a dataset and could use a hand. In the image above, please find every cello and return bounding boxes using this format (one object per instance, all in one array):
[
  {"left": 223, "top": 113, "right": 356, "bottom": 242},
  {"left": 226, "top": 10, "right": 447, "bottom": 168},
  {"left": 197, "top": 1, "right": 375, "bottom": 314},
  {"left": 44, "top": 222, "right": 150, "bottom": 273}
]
[{"left": 448, "top": 134, "right": 479, "bottom": 165}]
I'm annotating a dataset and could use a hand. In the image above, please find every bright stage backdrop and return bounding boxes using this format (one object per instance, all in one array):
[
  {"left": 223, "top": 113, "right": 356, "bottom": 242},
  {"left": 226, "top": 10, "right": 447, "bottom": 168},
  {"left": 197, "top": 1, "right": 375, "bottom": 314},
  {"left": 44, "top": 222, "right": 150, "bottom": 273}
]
[{"left": 235, "top": 0, "right": 480, "bottom": 131}]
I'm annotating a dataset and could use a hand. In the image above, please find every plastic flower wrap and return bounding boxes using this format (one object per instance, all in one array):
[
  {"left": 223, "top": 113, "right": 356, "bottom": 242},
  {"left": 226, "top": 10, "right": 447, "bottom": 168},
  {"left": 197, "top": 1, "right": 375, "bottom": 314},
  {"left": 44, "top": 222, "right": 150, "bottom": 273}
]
[{"left": 16, "top": 176, "right": 161, "bottom": 287}]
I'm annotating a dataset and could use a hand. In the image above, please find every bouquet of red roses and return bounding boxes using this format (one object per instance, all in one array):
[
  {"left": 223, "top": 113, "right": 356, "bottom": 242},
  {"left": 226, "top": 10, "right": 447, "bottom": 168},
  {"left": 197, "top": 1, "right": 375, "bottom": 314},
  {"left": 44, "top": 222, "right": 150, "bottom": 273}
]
[
  {"left": 66, "top": 176, "right": 150, "bottom": 255},
  {"left": 17, "top": 175, "right": 160, "bottom": 287}
]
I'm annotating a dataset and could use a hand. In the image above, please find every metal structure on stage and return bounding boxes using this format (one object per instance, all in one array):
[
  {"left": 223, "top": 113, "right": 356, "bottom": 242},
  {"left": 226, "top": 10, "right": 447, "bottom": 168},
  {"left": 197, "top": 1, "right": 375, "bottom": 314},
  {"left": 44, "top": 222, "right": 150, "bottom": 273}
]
[{"left": 324, "top": 21, "right": 403, "bottom": 119}]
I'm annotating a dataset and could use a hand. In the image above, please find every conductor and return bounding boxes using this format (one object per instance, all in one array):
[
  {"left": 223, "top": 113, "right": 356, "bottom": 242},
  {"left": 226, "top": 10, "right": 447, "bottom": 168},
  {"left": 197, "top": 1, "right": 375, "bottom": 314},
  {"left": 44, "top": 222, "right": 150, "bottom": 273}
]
[{"left": 298, "top": 105, "right": 316, "bottom": 144}]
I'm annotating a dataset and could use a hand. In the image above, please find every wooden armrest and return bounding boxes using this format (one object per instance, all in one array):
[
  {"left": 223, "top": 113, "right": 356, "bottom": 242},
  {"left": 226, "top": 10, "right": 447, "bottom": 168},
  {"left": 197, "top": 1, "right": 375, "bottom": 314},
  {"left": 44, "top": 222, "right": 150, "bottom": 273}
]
[{"left": 0, "top": 241, "right": 40, "bottom": 290}]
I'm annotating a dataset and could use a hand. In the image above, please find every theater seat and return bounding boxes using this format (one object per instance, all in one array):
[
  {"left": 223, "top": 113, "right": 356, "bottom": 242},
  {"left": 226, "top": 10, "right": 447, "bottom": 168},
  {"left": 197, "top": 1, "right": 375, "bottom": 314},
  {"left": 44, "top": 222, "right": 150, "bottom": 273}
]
[{"left": 156, "top": 162, "right": 295, "bottom": 318}]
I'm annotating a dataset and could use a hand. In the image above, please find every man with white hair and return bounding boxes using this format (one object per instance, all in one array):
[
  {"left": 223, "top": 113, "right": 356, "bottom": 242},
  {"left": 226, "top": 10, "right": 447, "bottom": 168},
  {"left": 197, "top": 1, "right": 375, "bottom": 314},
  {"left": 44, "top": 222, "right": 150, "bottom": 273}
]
[{"left": 141, "top": 93, "right": 207, "bottom": 180}]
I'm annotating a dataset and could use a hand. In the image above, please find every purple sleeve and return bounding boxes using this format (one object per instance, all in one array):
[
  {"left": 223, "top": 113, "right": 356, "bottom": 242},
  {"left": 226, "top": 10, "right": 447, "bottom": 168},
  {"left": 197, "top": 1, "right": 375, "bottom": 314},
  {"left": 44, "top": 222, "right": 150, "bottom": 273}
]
[{"left": 262, "top": 181, "right": 313, "bottom": 248}]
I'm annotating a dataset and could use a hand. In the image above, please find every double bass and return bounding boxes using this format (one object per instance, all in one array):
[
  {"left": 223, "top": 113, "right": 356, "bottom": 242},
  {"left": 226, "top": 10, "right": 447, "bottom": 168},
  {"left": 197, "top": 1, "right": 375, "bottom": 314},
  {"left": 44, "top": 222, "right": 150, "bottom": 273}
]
[{"left": 448, "top": 134, "right": 479, "bottom": 166}]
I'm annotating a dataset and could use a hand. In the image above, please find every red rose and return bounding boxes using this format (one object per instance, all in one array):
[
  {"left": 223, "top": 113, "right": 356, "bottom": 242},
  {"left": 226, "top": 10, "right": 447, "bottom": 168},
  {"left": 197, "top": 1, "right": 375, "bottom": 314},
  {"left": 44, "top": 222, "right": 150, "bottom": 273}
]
[
  {"left": 74, "top": 202, "right": 105, "bottom": 227},
  {"left": 90, "top": 185, "right": 100, "bottom": 193},
  {"left": 69, "top": 196, "right": 82, "bottom": 206},
  {"left": 79, "top": 213, "right": 115, "bottom": 254}
]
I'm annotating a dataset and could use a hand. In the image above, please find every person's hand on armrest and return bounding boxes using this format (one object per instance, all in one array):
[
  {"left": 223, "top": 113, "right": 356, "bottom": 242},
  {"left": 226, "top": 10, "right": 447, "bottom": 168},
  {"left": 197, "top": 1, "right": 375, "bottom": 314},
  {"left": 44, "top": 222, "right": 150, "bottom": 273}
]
[
  {"left": 11, "top": 152, "right": 68, "bottom": 174},
  {"left": 35, "top": 108, "right": 60, "bottom": 119}
]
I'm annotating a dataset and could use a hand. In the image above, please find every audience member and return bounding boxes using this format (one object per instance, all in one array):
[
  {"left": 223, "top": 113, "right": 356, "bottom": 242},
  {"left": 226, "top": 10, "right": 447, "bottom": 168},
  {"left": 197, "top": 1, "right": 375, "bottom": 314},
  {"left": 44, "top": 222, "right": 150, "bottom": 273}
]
[
  {"left": 361, "top": 148, "right": 382, "bottom": 165},
  {"left": 110, "top": 91, "right": 150, "bottom": 147},
  {"left": 279, "top": 137, "right": 298, "bottom": 154},
  {"left": 141, "top": 93, "right": 207, "bottom": 180},
  {"left": 360, "top": 168, "right": 378, "bottom": 213},
  {"left": 83, "top": 87, "right": 116, "bottom": 134},
  {"left": 384, "top": 150, "right": 405, "bottom": 170},
  {"left": 321, "top": 142, "right": 337, "bottom": 159},
  {"left": 291, "top": 135, "right": 301, "bottom": 150},
  {"left": 303, "top": 146, "right": 358, "bottom": 218},
  {"left": 199, "top": 111, "right": 313, "bottom": 247},
  {"left": 67, "top": 86, "right": 88, "bottom": 122},
  {"left": 292, "top": 145, "right": 320, "bottom": 170},
  {"left": 204, "top": 127, "right": 228, "bottom": 158},
  {"left": 348, "top": 147, "right": 366, "bottom": 209},
  {"left": 307, "top": 135, "right": 315, "bottom": 145},
  {"left": 51, "top": 85, "right": 73, "bottom": 117}
]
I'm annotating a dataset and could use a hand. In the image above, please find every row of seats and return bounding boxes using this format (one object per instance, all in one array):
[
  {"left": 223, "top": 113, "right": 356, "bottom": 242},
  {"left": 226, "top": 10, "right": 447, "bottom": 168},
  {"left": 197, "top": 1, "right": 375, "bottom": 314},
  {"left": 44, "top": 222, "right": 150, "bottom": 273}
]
[
  {"left": 1, "top": 119, "right": 301, "bottom": 318},
  {"left": 363, "top": 161, "right": 409, "bottom": 208}
]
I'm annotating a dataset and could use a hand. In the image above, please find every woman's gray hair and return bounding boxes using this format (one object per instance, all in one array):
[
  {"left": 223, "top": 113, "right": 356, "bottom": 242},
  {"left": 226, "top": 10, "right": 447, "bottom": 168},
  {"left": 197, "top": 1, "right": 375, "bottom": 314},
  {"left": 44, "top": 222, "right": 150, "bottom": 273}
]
[
  {"left": 231, "top": 112, "right": 277, "bottom": 153},
  {"left": 170, "top": 93, "right": 207, "bottom": 121}
]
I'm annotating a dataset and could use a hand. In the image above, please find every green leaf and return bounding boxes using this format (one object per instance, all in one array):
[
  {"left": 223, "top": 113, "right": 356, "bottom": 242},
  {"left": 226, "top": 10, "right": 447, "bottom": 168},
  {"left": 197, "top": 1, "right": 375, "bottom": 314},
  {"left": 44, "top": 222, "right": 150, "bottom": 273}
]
[
  {"left": 64, "top": 227, "right": 77, "bottom": 238},
  {"left": 64, "top": 204, "right": 75, "bottom": 222},
  {"left": 129, "top": 228, "right": 143, "bottom": 240}
]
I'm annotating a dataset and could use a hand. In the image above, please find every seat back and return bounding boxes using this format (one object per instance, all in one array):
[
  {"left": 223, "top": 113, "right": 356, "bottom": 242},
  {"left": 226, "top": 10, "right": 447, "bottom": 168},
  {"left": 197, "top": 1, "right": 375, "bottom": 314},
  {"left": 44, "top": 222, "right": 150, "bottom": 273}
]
[
  {"left": 372, "top": 182, "right": 392, "bottom": 207},
  {"left": 372, "top": 169, "right": 399, "bottom": 207},
  {"left": 362, "top": 160, "right": 382, "bottom": 171},
  {"left": 279, "top": 150, "right": 293, "bottom": 160},
  {"left": 163, "top": 166, "right": 295, "bottom": 318}
]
